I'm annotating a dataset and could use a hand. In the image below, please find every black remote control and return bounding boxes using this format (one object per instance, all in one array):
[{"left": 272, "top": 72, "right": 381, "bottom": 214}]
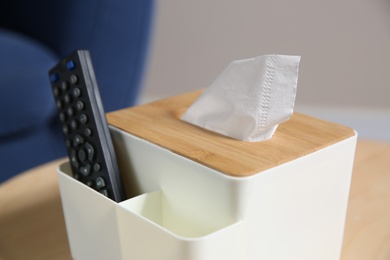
[{"left": 49, "top": 50, "right": 126, "bottom": 202}]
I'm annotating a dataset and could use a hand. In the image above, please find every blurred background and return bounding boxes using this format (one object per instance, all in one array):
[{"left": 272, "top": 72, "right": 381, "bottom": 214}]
[{"left": 139, "top": 0, "right": 390, "bottom": 141}]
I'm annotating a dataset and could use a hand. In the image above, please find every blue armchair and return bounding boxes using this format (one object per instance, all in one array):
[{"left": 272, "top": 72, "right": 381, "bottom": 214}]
[{"left": 0, "top": 0, "right": 154, "bottom": 182}]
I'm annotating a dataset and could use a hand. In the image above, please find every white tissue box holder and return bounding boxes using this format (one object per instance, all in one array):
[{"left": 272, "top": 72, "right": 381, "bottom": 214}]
[{"left": 57, "top": 91, "right": 357, "bottom": 260}]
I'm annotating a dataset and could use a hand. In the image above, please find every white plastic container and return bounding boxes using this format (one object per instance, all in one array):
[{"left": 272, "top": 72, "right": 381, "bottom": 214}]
[{"left": 57, "top": 91, "right": 357, "bottom": 260}]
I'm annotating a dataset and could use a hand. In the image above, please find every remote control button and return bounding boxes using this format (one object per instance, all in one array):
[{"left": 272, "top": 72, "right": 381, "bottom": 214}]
[
  {"left": 64, "top": 94, "right": 72, "bottom": 104},
  {"left": 79, "top": 114, "right": 88, "bottom": 124},
  {"left": 67, "top": 107, "right": 75, "bottom": 116},
  {"left": 95, "top": 177, "right": 106, "bottom": 189},
  {"left": 80, "top": 164, "right": 91, "bottom": 176},
  {"left": 53, "top": 86, "right": 60, "bottom": 97},
  {"left": 78, "top": 149, "right": 87, "bottom": 162},
  {"left": 61, "top": 81, "right": 68, "bottom": 91},
  {"left": 73, "top": 135, "right": 84, "bottom": 146},
  {"left": 76, "top": 100, "right": 85, "bottom": 111},
  {"left": 59, "top": 112, "right": 66, "bottom": 122},
  {"left": 69, "top": 74, "right": 78, "bottom": 84},
  {"left": 50, "top": 73, "right": 59, "bottom": 82},
  {"left": 85, "top": 142, "right": 95, "bottom": 161},
  {"left": 62, "top": 125, "right": 69, "bottom": 135},
  {"left": 66, "top": 60, "right": 76, "bottom": 70},
  {"left": 70, "top": 120, "right": 78, "bottom": 129},
  {"left": 84, "top": 128, "right": 92, "bottom": 136},
  {"left": 66, "top": 140, "right": 71, "bottom": 148},
  {"left": 70, "top": 150, "right": 79, "bottom": 168},
  {"left": 73, "top": 87, "right": 81, "bottom": 97},
  {"left": 86, "top": 180, "right": 93, "bottom": 187},
  {"left": 100, "top": 189, "right": 109, "bottom": 197},
  {"left": 73, "top": 173, "right": 80, "bottom": 180},
  {"left": 93, "top": 163, "right": 101, "bottom": 172},
  {"left": 56, "top": 100, "right": 63, "bottom": 109}
]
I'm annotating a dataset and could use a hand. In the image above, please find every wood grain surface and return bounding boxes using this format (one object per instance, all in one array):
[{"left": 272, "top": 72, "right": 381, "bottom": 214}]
[
  {"left": 107, "top": 90, "right": 355, "bottom": 177},
  {"left": 340, "top": 140, "right": 390, "bottom": 260},
  {"left": 0, "top": 158, "right": 70, "bottom": 260}
]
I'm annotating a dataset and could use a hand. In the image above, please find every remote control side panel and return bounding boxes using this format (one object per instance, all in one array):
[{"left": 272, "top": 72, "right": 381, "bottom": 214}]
[{"left": 49, "top": 50, "right": 126, "bottom": 202}]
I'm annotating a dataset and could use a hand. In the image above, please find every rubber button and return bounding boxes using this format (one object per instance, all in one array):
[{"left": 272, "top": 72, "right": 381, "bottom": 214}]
[
  {"left": 56, "top": 100, "right": 63, "bottom": 109},
  {"left": 69, "top": 74, "right": 78, "bottom": 84},
  {"left": 80, "top": 164, "right": 91, "bottom": 176},
  {"left": 85, "top": 142, "right": 95, "bottom": 161},
  {"left": 85, "top": 128, "right": 92, "bottom": 136},
  {"left": 100, "top": 189, "right": 109, "bottom": 197},
  {"left": 93, "top": 163, "right": 101, "bottom": 172},
  {"left": 62, "top": 125, "right": 69, "bottom": 135},
  {"left": 50, "top": 73, "right": 59, "bottom": 82},
  {"left": 73, "top": 135, "right": 84, "bottom": 146},
  {"left": 73, "top": 87, "right": 81, "bottom": 97},
  {"left": 61, "top": 81, "right": 68, "bottom": 91},
  {"left": 67, "top": 60, "right": 76, "bottom": 70},
  {"left": 78, "top": 149, "right": 87, "bottom": 162},
  {"left": 59, "top": 112, "right": 66, "bottom": 122},
  {"left": 70, "top": 150, "right": 79, "bottom": 168},
  {"left": 95, "top": 177, "right": 106, "bottom": 189},
  {"left": 70, "top": 120, "right": 78, "bottom": 129},
  {"left": 64, "top": 94, "right": 72, "bottom": 104},
  {"left": 53, "top": 86, "right": 60, "bottom": 97},
  {"left": 79, "top": 114, "right": 88, "bottom": 124},
  {"left": 67, "top": 107, "right": 74, "bottom": 116},
  {"left": 76, "top": 101, "right": 84, "bottom": 111}
]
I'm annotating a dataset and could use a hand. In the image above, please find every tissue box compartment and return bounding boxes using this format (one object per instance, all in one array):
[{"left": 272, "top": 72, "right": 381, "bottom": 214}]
[{"left": 58, "top": 90, "right": 357, "bottom": 260}]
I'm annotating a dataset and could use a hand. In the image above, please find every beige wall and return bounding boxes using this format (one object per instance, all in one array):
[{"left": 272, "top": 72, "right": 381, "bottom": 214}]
[{"left": 141, "top": 0, "right": 390, "bottom": 109}]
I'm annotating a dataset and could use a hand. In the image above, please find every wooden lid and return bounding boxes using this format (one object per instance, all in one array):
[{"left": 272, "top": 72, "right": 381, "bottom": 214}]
[{"left": 107, "top": 90, "right": 355, "bottom": 177}]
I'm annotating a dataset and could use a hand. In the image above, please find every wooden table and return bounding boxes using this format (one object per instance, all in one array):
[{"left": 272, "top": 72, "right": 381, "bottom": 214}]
[
  {"left": 340, "top": 140, "right": 390, "bottom": 260},
  {"left": 0, "top": 140, "right": 389, "bottom": 259}
]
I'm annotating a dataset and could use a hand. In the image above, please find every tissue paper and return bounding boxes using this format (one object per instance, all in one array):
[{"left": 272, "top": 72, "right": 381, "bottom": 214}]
[{"left": 181, "top": 54, "right": 301, "bottom": 142}]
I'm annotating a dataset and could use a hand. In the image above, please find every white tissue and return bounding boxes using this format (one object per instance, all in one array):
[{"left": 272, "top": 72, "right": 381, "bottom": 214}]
[{"left": 181, "top": 54, "right": 301, "bottom": 142}]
